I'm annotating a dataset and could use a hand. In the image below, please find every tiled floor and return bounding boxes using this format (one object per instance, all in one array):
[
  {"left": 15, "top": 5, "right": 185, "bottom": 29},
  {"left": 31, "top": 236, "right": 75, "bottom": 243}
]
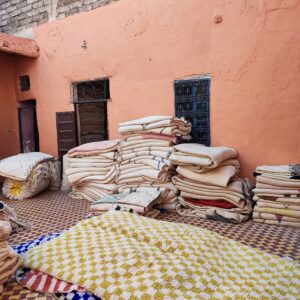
[{"left": 1, "top": 190, "right": 300, "bottom": 299}]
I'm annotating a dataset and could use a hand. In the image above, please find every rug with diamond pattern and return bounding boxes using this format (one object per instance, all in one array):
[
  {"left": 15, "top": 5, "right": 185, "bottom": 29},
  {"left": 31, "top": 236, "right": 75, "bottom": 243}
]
[{"left": 1, "top": 190, "right": 299, "bottom": 299}]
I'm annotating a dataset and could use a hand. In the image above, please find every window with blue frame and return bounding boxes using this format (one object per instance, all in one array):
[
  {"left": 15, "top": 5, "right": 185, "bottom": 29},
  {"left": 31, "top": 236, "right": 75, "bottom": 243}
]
[{"left": 174, "top": 75, "right": 210, "bottom": 146}]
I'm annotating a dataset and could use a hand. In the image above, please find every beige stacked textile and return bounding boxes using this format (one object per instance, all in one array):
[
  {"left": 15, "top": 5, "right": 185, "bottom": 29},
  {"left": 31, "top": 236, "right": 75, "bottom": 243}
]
[
  {"left": 89, "top": 191, "right": 162, "bottom": 218},
  {"left": 253, "top": 164, "right": 300, "bottom": 228},
  {"left": 66, "top": 140, "right": 120, "bottom": 202},
  {"left": 0, "top": 221, "right": 22, "bottom": 293},
  {"left": 117, "top": 116, "right": 191, "bottom": 211},
  {"left": 170, "top": 144, "right": 253, "bottom": 223}
]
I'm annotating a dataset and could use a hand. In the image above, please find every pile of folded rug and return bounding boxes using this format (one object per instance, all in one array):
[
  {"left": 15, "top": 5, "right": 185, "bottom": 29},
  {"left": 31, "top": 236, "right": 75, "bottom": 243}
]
[
  {"left": 66, "top": 140, "right": 120, "bottom": 202},
  {"left": 170, "top": 144, "right": 253, "bottom": 223},
  {"left": 90, "top": 190, "right": 162, "bottom": 218},
  {"left": 117, "top": 116, "right": 191, "bottom": 211},
  {"left": 253, "top": 165, "right": 300, "bottom": 228},
  {"left": 0, "top": 152, "right": 55, "bottom": 200}
]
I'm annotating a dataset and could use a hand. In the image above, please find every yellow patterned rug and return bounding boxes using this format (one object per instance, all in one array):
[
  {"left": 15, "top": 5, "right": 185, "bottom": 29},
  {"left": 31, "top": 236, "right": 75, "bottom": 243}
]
[{"left": 23, "top": 211, "right": 300, "bottom": 299}]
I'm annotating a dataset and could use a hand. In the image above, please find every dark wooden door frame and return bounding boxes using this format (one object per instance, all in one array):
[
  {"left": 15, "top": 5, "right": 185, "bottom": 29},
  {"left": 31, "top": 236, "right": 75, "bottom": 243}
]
[
  {"left": 18, "top": 99, "right": 39, "bottom": 153},
  {"left": 56, "top": 111, "right": 78, "bottom": 162}
]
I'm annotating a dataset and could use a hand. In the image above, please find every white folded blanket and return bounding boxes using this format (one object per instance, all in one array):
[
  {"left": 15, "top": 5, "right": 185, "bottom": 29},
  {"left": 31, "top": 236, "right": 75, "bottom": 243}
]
[
  {"left": 176, "top": 165, "right": 237, "bottom": 187},
  {"left": 172, "top": 144, "right": 237, "bottom": 168},
  {"left": 119, "top": 116, "right": 173, "bottom": 127}
]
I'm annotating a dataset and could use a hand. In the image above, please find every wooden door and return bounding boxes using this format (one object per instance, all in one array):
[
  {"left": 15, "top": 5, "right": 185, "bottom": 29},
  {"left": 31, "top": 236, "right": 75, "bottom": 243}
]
[
  {"left": 56, "top": 111, "right": 78, "bottom": 161},
  {"left": 18, "top": 100, "right": 39, "bottom": 153}
]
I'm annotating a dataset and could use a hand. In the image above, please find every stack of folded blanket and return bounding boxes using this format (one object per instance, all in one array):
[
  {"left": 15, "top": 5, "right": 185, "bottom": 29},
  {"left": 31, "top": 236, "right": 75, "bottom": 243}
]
[
  {"left": 253, "top": 165, "right": 300, "bottom": 228},
  {"left": 170, "top": 144, "right": 253, "bottom": 223},
  {"left": 66, "top": 140, "right": 120, "bottom": 202},
  {"left": 90, "top": 190, "right": 161, "bottom": 218},
  {"left": 117, "top": 116, "right": 191, "bottom": 211}
]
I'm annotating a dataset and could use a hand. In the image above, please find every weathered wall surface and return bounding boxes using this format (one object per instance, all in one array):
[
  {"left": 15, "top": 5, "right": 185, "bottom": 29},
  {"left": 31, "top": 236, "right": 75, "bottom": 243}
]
[
  {"left": 13, "top": 0, "right": 300, "bottom": 178},
  {"left": 0, "top": 0, "right": 119, "bottom": 34},
  {"left": 0, "top": 52, "right": 19, "bottom": 158}
]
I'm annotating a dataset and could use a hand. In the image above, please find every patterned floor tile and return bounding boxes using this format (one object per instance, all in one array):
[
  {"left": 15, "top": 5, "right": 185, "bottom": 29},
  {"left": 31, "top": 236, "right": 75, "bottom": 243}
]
[{"left": 1, "top": 190, "right": 299, "bottom": 299}]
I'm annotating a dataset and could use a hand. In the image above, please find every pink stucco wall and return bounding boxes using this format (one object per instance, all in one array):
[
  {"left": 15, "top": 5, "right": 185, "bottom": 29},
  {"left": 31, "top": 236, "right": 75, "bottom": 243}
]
[
  {"left": 13, "top": 0, "right": 300, "bottom": 177},
  {"left": 0, "top": 52, "right": 19, "bottom": 159}
]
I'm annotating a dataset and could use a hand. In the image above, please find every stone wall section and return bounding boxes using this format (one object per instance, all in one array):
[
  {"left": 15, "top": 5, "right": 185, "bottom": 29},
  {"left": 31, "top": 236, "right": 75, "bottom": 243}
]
[{"left": 0, "top": 0, "right": 119, "bottom": 33}]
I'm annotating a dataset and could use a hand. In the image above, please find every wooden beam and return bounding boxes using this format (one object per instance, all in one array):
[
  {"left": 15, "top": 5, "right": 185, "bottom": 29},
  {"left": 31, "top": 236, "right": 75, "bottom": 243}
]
[{"left": 0, "top": 32, "right": 39, "bottom": 58}]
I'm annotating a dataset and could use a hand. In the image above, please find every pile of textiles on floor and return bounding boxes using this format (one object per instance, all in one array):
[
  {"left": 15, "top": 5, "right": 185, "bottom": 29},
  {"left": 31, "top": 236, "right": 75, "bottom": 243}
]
[
  {"left": 0, "top": 152, "right": 56, "bottom": 200},
  {"left": 89, "top": 191, "right": 162, "bottom": 218},
  {"left": 17, "top": 211, "right": 300, "bottom": 299},
  {"left": 170, "top": 144, "right": 253, "bottom": 223},
  {"left": 253, "top": 165, "right": 300, "bottom": 228},
  {"left": 66, "top": 140, "right": 120, "bottom": 202},
  {"left": 117, "top": 115, "right": 191, "bottom": 212},
  {"left": 0, "top": 221, "right": 22, "bottom": 293}
]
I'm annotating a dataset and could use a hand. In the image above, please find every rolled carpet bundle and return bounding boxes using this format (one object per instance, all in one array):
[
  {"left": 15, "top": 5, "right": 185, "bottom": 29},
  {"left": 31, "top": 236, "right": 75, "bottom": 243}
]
[
  {"left": 253, "top": 164, "right": 300, "bottom": 228},
  {"left": 0, "top": 152, "right": 54, "bottom": 200},
  {"left": 3, "top": 162, "right": 51, "bottom": 201},
  {"left": 170, "top": 144, "right": 253, "bottom": 223},
  {"left": 117, "top": 115, "right": 191, "bottom": 211},
  {"left": 66, "top": 140, "right": 120, "bottom": 202},
  {"left": 89, "top": 191, "right": 161, "bottom": 218}
]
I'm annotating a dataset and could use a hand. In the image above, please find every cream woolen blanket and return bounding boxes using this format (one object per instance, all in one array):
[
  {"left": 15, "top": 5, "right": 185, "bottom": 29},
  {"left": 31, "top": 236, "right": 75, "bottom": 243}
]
[
  {"left": 253, "top": 212, "right": 300, "bottom": 223},
  {"left": 254, "top": 219, "right": 300, "bottom": 228},
  {"left": 172, "top": 144, "right": 237, "bottom": 168},
  {"left": 118, "top": 116, "right": 191, "bottom": 135},
  {"left": 253, "top": 196, "right": 300, "bottom": 204},
  {"left": 173, "top": 176, "right": 245, "bottom": 194},
  {"left": 255, "top": 165, "right": 300, "bottom": 177},
  {"left": 68, "top": 140, "right": 120, "bottom": 157},
  {"left": 180, "top": 159, "right": 240, "bottom": 173},
  {"left": 125, "top": 156, "right": 171, "bottom": 165},
  {"left": 118, "top": 182, "right": 178, "bottom": 194},
  {"left": 255, "top": 182, "right": 299, "bottom": 190},
  {"left": 256, "top": 199, "right": 300, "bottom": 211},
  {"left": 254, "top": 207, "right": 300, "bottom": 219},
  {"left": 67, "top": 166, "right": 117, "bottom": 184},
  {"left": 256, "top": 175, "right": 300, "bottom": 188},
  {"left": 68, "top": 153, "right": 115, "bottom": 162},
  {"left": 176, "top": 165, "right": 237, "bottom": 187},
  {"left": 119, "top": 116, "right": 173, "bottom": 126},
  {"left": 118, "top": 151, "right": 171, "bottom": 162}
]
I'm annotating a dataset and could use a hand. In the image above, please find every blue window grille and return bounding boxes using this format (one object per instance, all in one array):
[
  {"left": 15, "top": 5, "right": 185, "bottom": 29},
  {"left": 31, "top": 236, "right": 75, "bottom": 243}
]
[{"left": 174, "top": 76, "right": 210, "bottom": 146}]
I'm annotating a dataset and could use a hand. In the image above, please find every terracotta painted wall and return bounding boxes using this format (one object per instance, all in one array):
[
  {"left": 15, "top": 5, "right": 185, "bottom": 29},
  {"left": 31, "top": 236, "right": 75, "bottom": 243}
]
[
  {"left": 0, "top": 52, "right": 19, "bottom": 159},
  {"left": 13, "top": 0, "right": 300, "bottom": 178}
]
